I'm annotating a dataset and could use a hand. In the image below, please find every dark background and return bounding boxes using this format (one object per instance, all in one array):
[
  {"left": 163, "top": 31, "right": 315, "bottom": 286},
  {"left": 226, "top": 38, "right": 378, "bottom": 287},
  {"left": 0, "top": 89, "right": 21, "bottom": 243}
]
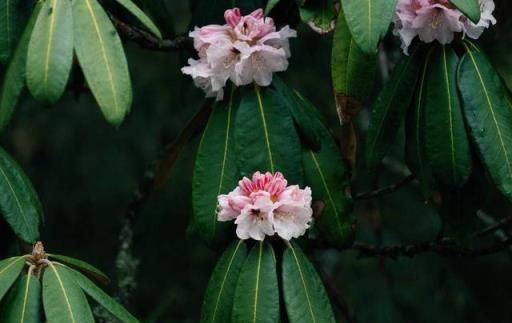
[{"left": 1, "top": 0, "right": 512, "bottom": 322}]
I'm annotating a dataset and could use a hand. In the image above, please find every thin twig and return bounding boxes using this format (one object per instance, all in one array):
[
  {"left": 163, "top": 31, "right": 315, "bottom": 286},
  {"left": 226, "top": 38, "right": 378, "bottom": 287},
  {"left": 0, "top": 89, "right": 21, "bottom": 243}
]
[
  {"left": 354, "top": 174, "right": 415, "bottom": 200},
  {"left": 110, "top": 15, "right": 191, "bottom": 52},
  {"left": 475, "top": 214, "right": 512, "bottom": 238}
]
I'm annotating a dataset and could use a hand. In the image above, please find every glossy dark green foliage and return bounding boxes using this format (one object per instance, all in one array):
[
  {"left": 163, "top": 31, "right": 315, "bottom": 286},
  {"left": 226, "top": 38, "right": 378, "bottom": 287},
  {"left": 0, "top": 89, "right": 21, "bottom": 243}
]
[
  {"left": 282, "top": 242, "right": 336, "bottom": 323},
  {"left": 232, "top": 242, "right": 279, "bottom": 323},
  {"left": 113, "top": 0, "right": 162, "bottom": 39},
  {"left": 424, "top": 45, "right": 472, "bottom": 188},
  {"left": 0, "top": 147, "right": 42, "bottom": 243},
  {"left": 449, "top": 0, "right": 480, "bottom": 23},
  {"left": 235, "top": 85, "right": 303, "bottom": 185},
  {"left": 200, "top": 240, "right": 247, "bottom": 323},
  {"left": 299, "top": 0, "right": 338, "bottom": 34},
  {"left": 0, "top": 257, "right": 25, "bottom": 301},
  {"left": 0, "top": 271, "right": 41, "bottom": 323},
  {"left": 0, "top": 0, "right": 32, "bottom": 63},
  {"left": 341, "top": 0, "right": 398, "bottom": 53},
  {"left": 366, "top": 46, "right": 422, "bottom": 168},
  {"left": 48, "top": 254, "right": 110, "bottom": 285},
  {"left": 192, "top": 90, "right": 240, "bottom": 245},
  {"left": 458, "top": 47, "right": 512, "bottom": 201}
]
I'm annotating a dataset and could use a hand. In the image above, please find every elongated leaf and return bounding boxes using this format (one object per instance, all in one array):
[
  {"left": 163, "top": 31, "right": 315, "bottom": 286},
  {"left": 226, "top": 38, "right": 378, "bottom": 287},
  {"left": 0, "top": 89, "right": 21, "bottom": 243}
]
[
  {"left": 303, "top": 126, "right": 353, "bottom": 246},
  {"left": 450, "top": 0, "right": 480, "bottom": 23},
  {"left": 66, "top": 267, "right": 139, "bottom": 323},
  {"left": 73, "top": 0, "right": 132, "bottom": 126},
  {"left": 0, "top": 257, "right": 25, "bottom": 301},
  {"left": 458, "top": 48, "right": 512, "bottom": 201},
  {"left": 0, "top": 270, "right": 42, "bottom": 323},
  {"left": 341, "top": 0, "right": 398, "bottom": 53},
  {"left": 0, "top": 0, "right": 31, "bottom": 63},
  {"left": 43, "top": 263, "right": 94, "bottom": 323},
  {"left": 365, "top": 46, "right": 422, "bottom": 168},
  {"left": 192, "top": 90, "right": 239, "bottom": 245},
  {"left": 425, "top": 45, "right": 472, "bottom": 188},
  {"left": 282, "top": 242, "right": 335, "bottom": 323},
  {"left": 299, "top": 0, "right": 338, "bottom": 34},
  {"left": 0, "top": 147, "right": 42, "bottom": 243},
  {"left": 26, "top": 0, "right": 73, "bottom": 103},
  {"left": 232, "top": 242, "right": 278, "bottom": 323},
  {"left": 265, "top": 0, "right": 280, "bottom": 14},
  {"left": 235, "top": 85, "right": 303, "bottom": 185},
  {"left": 48, "top": 254, "right": 110, "bottom": 285},
  {"left": 0, "top": 3, "right": 41, "bottom": 133},
  {"left": 405, "top": 49, "right": 434, "bottom": 199},
  {"left": 200, "top": 240, "right": 247, "bottom": 323},
  {"left": 113, "top": 0, "right": 162, "bottom": 39}
]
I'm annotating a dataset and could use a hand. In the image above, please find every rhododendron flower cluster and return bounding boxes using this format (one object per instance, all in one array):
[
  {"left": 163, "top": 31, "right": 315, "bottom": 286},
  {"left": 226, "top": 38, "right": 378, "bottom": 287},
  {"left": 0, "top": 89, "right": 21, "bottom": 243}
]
[
  {"left": 181, "top": 8, "right": 296, "bottom": 100},
  {"left": 393, "top": 0, "right": 496, "bottom": 53},
  {"left": 217, "top": 172, "right": 313, "bottom": 241}
]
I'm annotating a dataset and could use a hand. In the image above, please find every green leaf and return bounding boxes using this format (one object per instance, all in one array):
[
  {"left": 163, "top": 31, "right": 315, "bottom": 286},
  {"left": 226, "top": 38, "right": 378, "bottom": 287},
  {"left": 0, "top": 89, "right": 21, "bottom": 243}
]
[
  {"left": 0, "top": 257, "right": 25, "bottom": 301},
  {"left": 0, "top": 3, "right": 41, "bottom": 133},
  {"left": 341, "top": 0, "right": 398, "bottom": 53},
  {"left": 424, "top": 45, "right": 472, "bottom": 188},
  {"left": 282, "top": 242, "right": 335, "bottom": 323},
  {"left": 458, "top": 47, "right": 512, "bottom": 201},
  {"left": 405, "top": 49, "right": 434, "bottom": 199},
  {"left": 113, "top": 0, "right": 162, "bottom": 39},
  {"left": 48, "top": 254, "right": 110, "bottom": 285},
  {"left": 302, "top": 125, "right": 354, "bottom": 247},
  {"left": 200, "top": 240, "right": 247, "bottom": 323},
  {"left": 192, "top": 90, "right": 239, "bottom": 245},
  {"left": 73, "top": 0, "right": 132, "bottom": 126},
  {"left": 299, "top": 0, "right": 338, "bottom": 34},
  {"left": 43, "top": 263, "right": 94, "bottom": 323},
  {"left": 232, "top": 242, "right": 279, "bottom": 323},
  {"left": 0, "top": 0, "right": 32, "bottom": 63},
  {"left": 0, "top": 147, "right": 42, "bottom": 243},
  {"left": 66, "top": 267, "right": 139, "bottom": 323},
  {"left": 235, "top": 85, "right": 303, "bottom": 185},
  {"left": 365, "top": 46, "right": 422, "bottom": 168},
  {"left": 449, "top": 0, "right": 480, "bottom": 23},
  {"left": 26, "top": 0, "right": 73, "bottom": 104},
  {"left": 264, "top": 0, "right": 280, "bottom": 14},
  {"left": 0, "top": 270, "right": 42, "bottom": 323},
  {"left": 332, "top": 10, "right": 377, "bottom": 102}
]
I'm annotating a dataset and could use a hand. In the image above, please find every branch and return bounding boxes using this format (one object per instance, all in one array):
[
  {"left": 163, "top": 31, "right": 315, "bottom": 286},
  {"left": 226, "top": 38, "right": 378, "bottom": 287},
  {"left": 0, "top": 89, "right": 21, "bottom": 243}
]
[
  {"left": 354, "top": 174, "right": 415, "bottom": 200},
  {"left": 476, "top": 214, "right": 512, "bottom": 238},
  {"left": 319, "top": 269, "right": 358, "bottom": 323},
  {"left": 110, "top": 15, "right": 191, "bottom": 52}
]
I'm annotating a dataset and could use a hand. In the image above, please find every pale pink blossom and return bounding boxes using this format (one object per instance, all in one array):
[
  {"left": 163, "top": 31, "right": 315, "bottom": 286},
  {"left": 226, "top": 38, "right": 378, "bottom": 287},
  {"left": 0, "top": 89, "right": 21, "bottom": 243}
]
[
  {"left": 217, "top": 171, "right": 313, "bottom": 241},
  {"left": 393, "top": 0, "right": 496, "bottom": 53},
  {"left": 181, "top": 8, "right": 296, "bottom": 100}
]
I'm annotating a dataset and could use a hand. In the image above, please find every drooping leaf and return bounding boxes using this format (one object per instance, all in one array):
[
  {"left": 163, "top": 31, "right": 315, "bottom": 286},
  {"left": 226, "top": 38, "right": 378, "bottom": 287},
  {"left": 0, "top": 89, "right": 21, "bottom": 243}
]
[
  {"left": 449, "top": 0, "right": 480, "bottom": 23},
  {"left": 302, "top": 123, "right": 353, "bottom": 247},
  {"left": 0, "top": 3, "right": 41, "bottom": 133},
  {"left": 43, "top": 263, "right": 94, "bottom": 323},
  {"left": 0, "top": 147, "right": 42, "bottom": 243},
  {"left": 405, "top": 49, "right": 434, "bottom": 199},
  {"left": 272, "top": 77, "right": 322, "bottom": 151},
  {"left": 0, "top": 270, "right": 42, "bottom": 323},
  {"left": 0, "top": 0, "right": 32, "bottom": 63},
  {"left": 66, "top": 267, "right": 139, "bottom": 323},
  {"left": 341, "top": 0, "right": 398, "bottom": 53},
  {"left": 424, "top": 45, "right": 472, "bottom": 188},
  {"left": 282, "top": 242, "right": 335, "bottom": 323},
  {"left": 331, "top": 9, "right": 377, "bottom": 123},
  {"left": 73, "top": 0, "right": 132, "bottom": 126},
  {"left": 0, "top": 257, "right": 25, "bottom": 301},
  {"left": 48, "top": 254, "right": 110, "bottom": 285},
  {"left": 232, "top": 242, "right": 279, "bottom": 323},
  {"left": 113, "top": 0, "right": 162, "bottom": 39},
  {"left": 365, "top": 46, "right": 422, "bottom": 168},
  {"left": 458, "top": 47, "right": 512, "bottom": 201},
  {"left": 200, "top": 240, "right": 247, "bottom": 323},
  {"left": 235, "top": 85, "right": 303, "bottom": 185},
  {"left": 299, "top": 0, "right": 338, "bottom": 34},
  {"left": 192, "top": 90, "right": 239, "bottom": 245},
  {"left": 26, "top": 0, "right": 73, "bottom": 103}
]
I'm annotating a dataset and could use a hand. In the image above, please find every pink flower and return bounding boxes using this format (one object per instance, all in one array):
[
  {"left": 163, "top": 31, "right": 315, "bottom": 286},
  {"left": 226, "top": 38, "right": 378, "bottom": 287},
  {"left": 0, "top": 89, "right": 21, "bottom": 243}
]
[
  {"left": 217, "top": 171, "right": 313, "bottom": 241},
  {"left": 181, "top": 8, "right": 296, "bottom": 100},
  {"left": 393, "top": 0, "right": 496, "bottom": 53}
]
